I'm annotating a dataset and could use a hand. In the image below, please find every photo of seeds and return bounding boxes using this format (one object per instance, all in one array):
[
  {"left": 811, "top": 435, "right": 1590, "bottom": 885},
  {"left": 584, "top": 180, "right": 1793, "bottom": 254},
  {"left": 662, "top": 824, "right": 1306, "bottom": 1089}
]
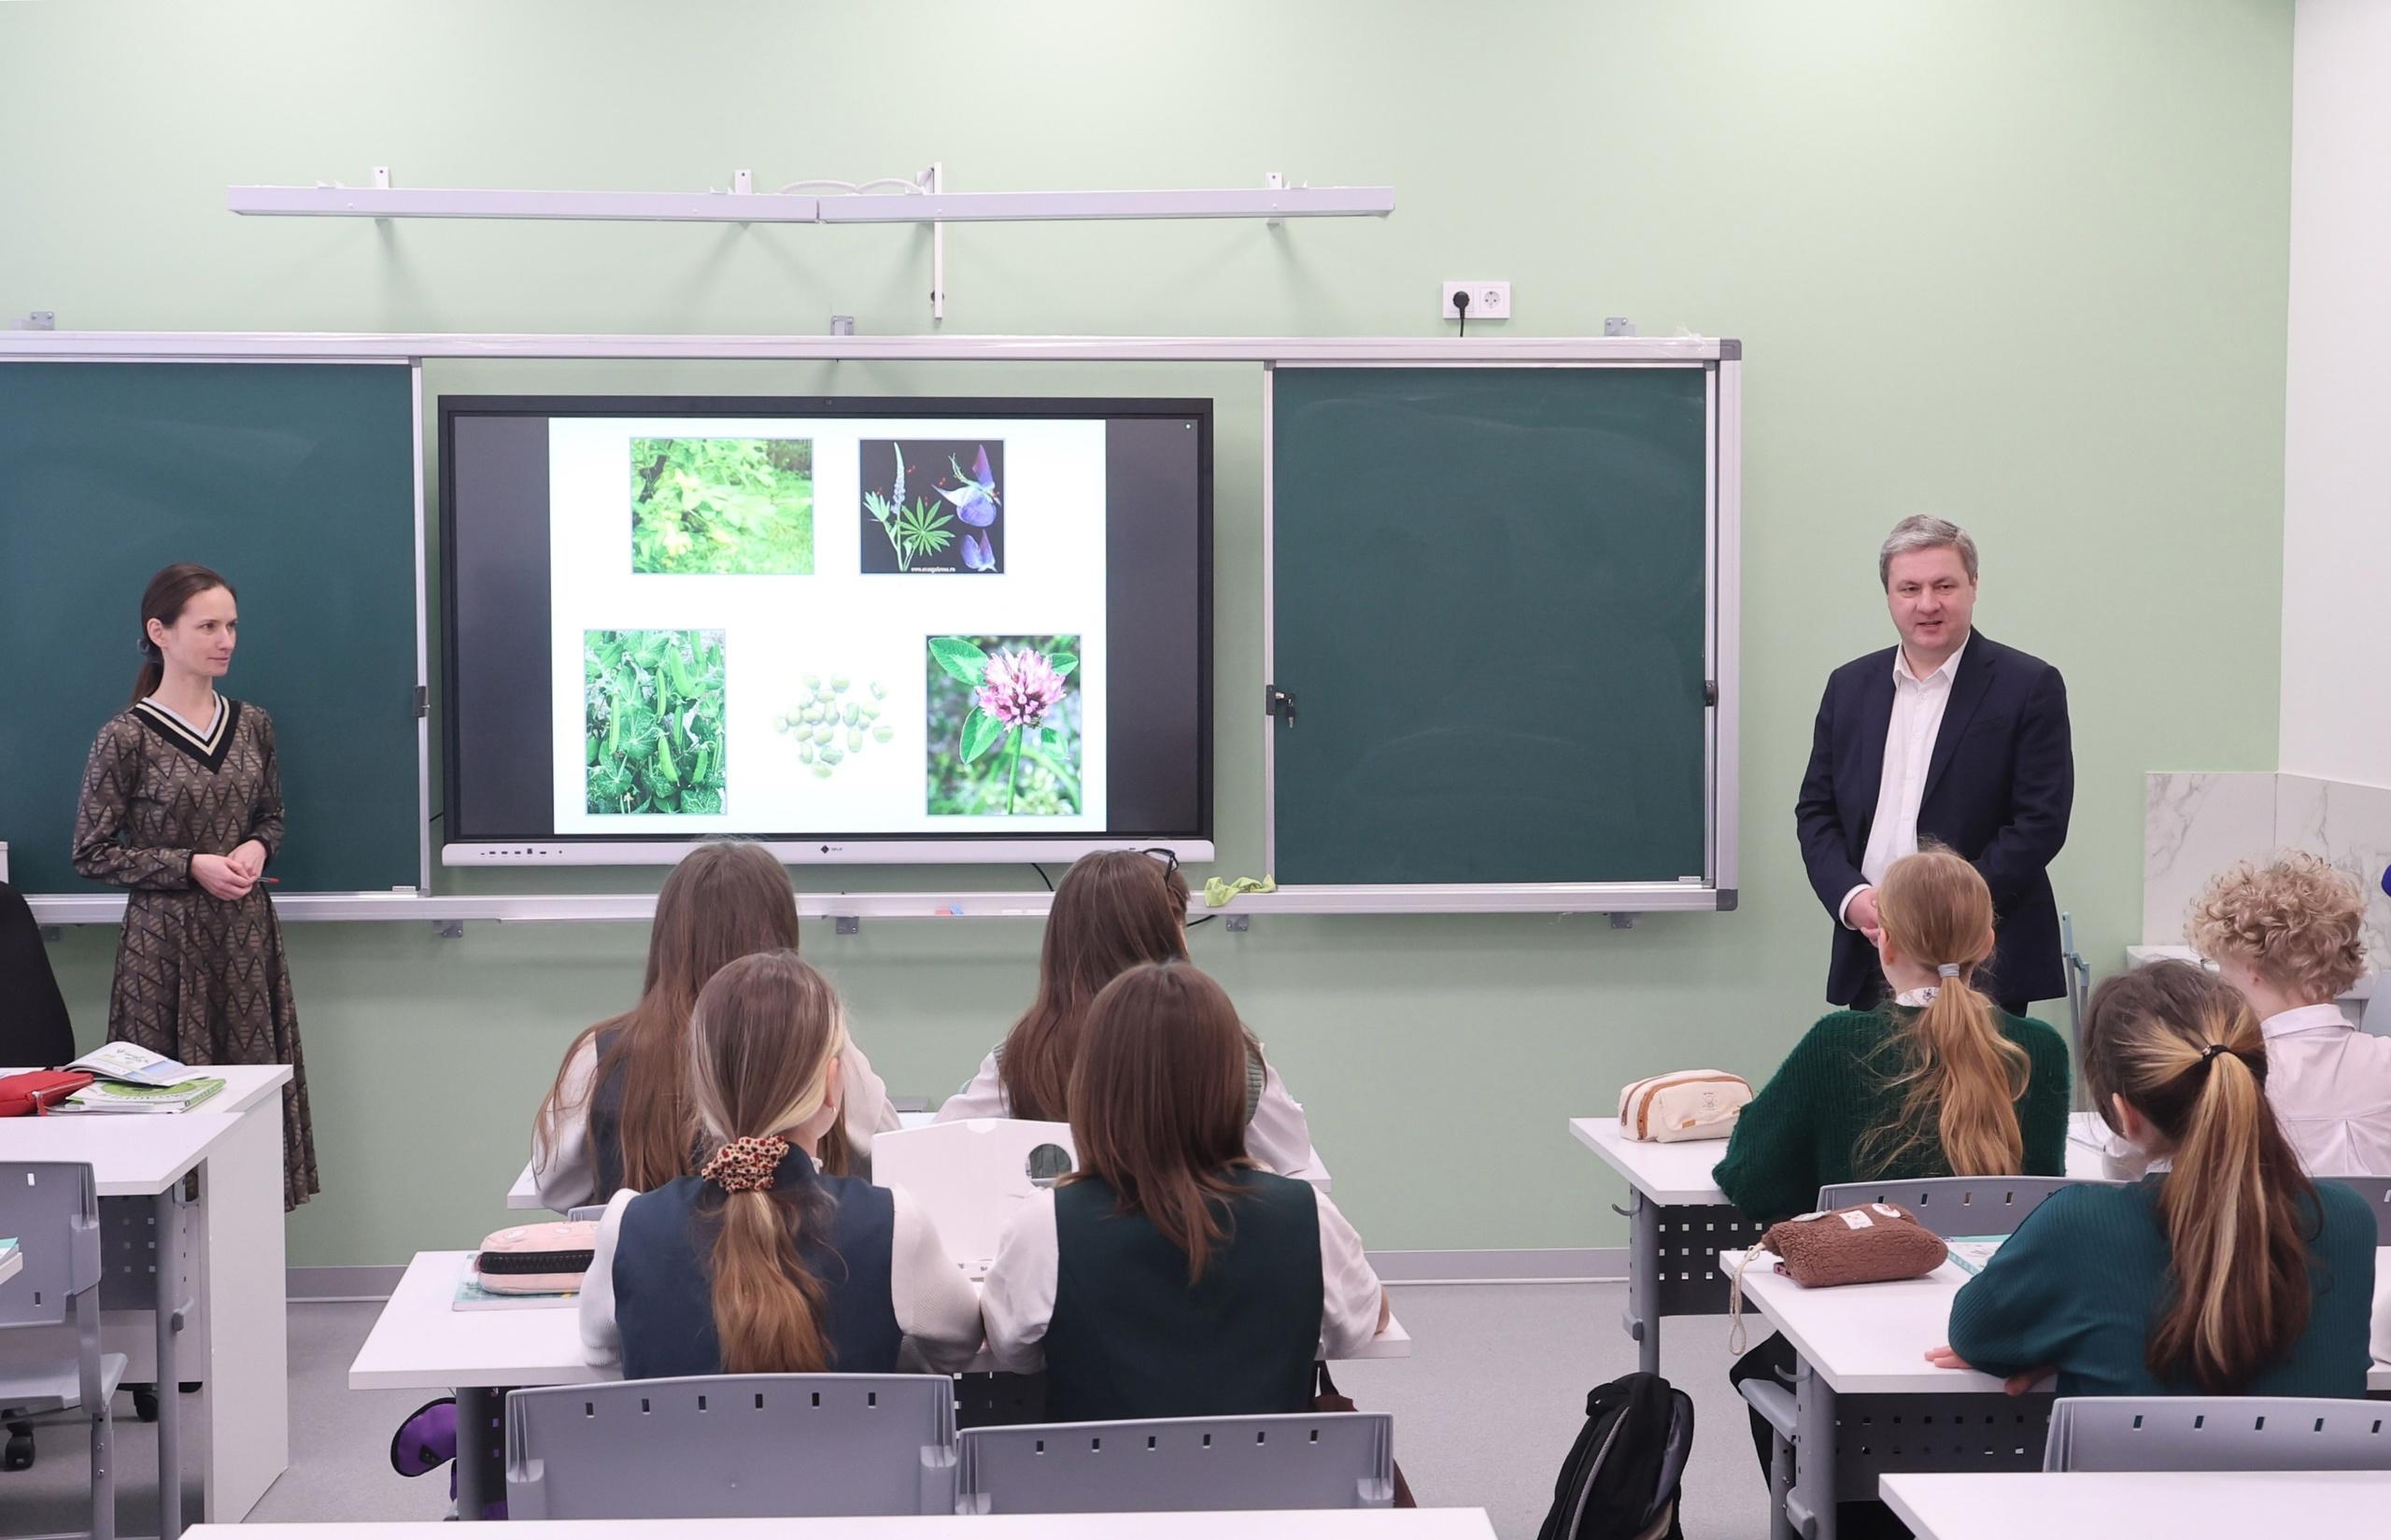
[
  {"left": 630, "top": 436, "right": 814, "bottom": 575},
  {"left": 926, "top": 633, "right": 1080, "bottom": 815},
  {"left": 585, "top": 629, "right": 729, "bottom": 814},
  {"left": 771, "top": 673, "right": 896, "bottom": 781},
  {"left": 860, "top": 439, "right": 1004, "bottom": 575}
]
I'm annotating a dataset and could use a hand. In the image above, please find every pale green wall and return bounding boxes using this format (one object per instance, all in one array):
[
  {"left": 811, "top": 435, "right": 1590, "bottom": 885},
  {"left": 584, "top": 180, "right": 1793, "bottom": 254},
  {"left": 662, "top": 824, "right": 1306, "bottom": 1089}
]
[{"left": 6, "top": 1, "right": 2291, "bottom": 1265}]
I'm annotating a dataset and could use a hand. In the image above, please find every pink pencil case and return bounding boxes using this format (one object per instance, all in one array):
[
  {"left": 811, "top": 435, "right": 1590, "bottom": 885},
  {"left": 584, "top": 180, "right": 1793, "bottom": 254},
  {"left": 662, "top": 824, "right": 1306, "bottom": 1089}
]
[{"left": 474, "top": 1222, "right": 598, "bottom": 1294}]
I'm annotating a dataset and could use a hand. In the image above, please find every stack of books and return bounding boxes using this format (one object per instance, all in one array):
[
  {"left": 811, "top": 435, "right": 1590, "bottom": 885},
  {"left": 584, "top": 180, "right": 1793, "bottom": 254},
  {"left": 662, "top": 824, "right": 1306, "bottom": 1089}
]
[{"left": 57, "top": 1043, "right": 227, "bottom": 1114}]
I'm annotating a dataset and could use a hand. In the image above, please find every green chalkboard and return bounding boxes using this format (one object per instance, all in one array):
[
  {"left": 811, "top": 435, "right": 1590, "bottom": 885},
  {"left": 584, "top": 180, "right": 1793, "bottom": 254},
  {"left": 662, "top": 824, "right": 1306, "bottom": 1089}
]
[
  {"left": 1269, "top": 366, "right": 1713, "bottom": 885},
  {"left": 0, "top": 362, "right": 420, "bottom": 895}
]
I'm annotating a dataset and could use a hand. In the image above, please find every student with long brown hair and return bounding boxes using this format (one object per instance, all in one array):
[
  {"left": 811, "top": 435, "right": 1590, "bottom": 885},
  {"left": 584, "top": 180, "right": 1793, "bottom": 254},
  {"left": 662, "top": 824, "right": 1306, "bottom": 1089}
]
[
  {"left": 534, "top": 841, "right": 894, "bottom": 1207},
  {"left": 1935, "top": 960, "right": 2375, "bottom": 1395},
  {"left": 937, "top": 849, "right": 1328, "bottom": 1184},
  {"left": 980, "top": 962, "right": 1384, "bottom": 1420},
  {"left": 1715, "top": 846, "right": 2071, "bottom": 1508},
  {"left": 580, "top": 951, "right": 981, "bottom": 1376}
]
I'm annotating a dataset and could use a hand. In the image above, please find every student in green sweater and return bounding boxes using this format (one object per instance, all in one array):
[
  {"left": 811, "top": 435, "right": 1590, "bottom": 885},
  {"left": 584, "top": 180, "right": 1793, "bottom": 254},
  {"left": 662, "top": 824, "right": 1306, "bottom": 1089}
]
[
  {"left": 1932, "top": 960, "right": 2377, "bottom": 1397},
  {"left": 1718, "top": 847, "right": 2071, "bottom": 1529}
]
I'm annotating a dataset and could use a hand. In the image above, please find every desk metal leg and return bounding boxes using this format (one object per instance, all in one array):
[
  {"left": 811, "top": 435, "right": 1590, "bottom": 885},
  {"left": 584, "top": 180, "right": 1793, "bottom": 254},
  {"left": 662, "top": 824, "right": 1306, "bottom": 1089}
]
[
  {"left": 454, "top": 1388, "right": 500, "bottom": 1522},
  {"left": 152, "top": 1188, "right": 184, "bottom": 1540},
  {"left": 1620, "top": 1190, "right": 1660, "bottom": 1376},
  {"left": 1787, "top": 1354, "right": 1836, "bottom": 1540}
]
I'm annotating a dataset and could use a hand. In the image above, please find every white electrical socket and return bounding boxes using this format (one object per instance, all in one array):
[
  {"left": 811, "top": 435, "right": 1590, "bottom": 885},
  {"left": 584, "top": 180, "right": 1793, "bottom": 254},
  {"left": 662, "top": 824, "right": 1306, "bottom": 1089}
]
[{"left": 1440, "top": 280, "right": 1511, "bottom": 320}]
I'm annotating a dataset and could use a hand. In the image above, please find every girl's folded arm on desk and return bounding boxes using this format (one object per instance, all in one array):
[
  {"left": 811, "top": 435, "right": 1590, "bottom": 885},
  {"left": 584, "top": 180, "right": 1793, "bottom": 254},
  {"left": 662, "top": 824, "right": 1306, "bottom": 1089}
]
[
  {"left": 978, "top": 1188, "right": 1057, "bottom": 1375},
  {"left": 1943, "top": 1196, "right": 2090, "bottom": 1378},
  {"left": 576, "top": 1189, "right": 637, "bottom": 1368},
  {"left": 1710, "top": 1030, "right": 1830, "bottom": 1222},
  {"left": 1316, "top": 1190, "right": 1385, "bottom": 1358},
  {"left": 889, "top": 1185, "right": 984, "bottom": 1374}
]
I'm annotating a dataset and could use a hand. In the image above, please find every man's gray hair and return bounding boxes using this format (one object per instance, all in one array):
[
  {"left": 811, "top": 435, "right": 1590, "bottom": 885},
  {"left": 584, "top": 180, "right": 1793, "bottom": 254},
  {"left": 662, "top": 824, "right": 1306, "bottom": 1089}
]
[{"left": 1878, "top": 516, "right": 1979, "bottom": 589}]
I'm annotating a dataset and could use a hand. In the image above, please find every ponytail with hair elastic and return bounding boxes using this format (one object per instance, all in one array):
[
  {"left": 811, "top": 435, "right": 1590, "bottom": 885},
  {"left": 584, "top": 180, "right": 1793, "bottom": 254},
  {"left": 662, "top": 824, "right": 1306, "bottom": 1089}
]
[{"left": 2086, "top": 961, "right": 2315, "bottom": 1393}]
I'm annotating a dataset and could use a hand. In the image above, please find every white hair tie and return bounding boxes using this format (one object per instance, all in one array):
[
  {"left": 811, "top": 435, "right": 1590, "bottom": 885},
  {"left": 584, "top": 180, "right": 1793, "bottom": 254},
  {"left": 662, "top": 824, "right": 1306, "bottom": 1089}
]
[{"left": 1936, "top": 963, "right": 1961, "bottom": 979}]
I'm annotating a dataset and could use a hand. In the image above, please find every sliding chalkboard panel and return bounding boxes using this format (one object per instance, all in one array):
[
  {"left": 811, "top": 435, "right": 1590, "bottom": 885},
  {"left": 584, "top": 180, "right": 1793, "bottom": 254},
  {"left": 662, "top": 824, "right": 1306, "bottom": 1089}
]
[
  {"left": 0, "top": 362, "right": 419, "bottom": 895},
  {"left": 1268, "top": 365, "right": 1713, "bottom": 887}
]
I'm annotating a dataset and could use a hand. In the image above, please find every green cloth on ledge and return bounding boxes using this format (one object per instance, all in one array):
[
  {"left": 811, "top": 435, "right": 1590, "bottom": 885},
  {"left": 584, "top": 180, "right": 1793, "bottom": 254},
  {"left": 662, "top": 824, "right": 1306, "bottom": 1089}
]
[{"left": 1709, "top": 1007, "right": 2073, "bottom": 1224}]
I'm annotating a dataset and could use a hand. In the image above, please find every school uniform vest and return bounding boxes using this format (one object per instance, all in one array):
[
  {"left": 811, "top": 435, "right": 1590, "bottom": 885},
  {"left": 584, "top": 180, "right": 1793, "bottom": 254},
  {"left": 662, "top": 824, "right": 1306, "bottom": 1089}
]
[
  {"left": 1043, "top": 1167, "right": 1323, "bottom": 1421},
  {"left": 610, "top": 1147, "right": 901, "bottom": 1380},
  {"left": 587, "top": 1028, "right": 634, "bottom": 1199}
]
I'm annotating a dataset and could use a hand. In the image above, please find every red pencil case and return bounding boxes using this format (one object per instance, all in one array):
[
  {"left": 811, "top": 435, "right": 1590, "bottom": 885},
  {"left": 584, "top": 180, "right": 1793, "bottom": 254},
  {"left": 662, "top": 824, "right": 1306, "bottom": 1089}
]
[{"left": 0, "top": 1070, "right": 95, "bottom": 1117}]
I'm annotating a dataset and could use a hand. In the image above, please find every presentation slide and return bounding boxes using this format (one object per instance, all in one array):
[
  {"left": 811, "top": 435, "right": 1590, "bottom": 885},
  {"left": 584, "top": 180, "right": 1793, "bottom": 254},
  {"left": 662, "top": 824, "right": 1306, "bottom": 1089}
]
[{"left": 548, "top": 417, "right": 1110, "bottom": 836}]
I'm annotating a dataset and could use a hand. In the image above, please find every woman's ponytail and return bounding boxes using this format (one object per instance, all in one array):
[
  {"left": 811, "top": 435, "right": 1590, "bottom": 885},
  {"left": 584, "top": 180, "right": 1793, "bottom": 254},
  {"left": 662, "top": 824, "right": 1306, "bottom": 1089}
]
[
  {"left": 710, "top": 1184, "right": 830, "bottom": 1374},
  {"left": 1858, "top": 848, "right": 2029, "bottom": 1178},
  {"left": 2087, "top": 962, "right": 2314, "bottom": 1392}
]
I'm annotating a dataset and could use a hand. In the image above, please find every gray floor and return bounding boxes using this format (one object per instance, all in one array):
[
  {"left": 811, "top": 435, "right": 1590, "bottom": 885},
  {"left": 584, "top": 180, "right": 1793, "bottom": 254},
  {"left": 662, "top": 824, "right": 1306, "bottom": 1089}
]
[{"left": 0, "top": 1282, "right": 1771, "bottom": 1539}]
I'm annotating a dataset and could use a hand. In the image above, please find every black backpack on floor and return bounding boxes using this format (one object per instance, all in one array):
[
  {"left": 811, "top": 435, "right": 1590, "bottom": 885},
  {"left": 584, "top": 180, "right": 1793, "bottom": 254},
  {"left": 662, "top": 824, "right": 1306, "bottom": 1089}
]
[{"left": 1535, "top": 1371, "right": 1694, "bottom": 1540}]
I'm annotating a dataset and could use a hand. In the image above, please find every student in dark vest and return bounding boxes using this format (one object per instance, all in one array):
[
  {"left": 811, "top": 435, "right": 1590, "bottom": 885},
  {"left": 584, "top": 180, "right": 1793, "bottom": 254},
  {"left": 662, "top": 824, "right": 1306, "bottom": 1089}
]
[
  {"left": 1713, "top": 847, "right": 2071, "bottom": 1528},
  {"left": 938, "top": 849, "right": 1329, "bottom": 1186},
  {"left": 1933, "top": 960, "right": 2377, "bottom": 1397},
  {"left": 980, "top": 961, "right": 1386, "bottom": 1420},
  {"left": 533, "top": 841, "right": 896, "bottom": 1208},
  {"left": 580, "top": 951, "right": 983, "bottom": 1378}
]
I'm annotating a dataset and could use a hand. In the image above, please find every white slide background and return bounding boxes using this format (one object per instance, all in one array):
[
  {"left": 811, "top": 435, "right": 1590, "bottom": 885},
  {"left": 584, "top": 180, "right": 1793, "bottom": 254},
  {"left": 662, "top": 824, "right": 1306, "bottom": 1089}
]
[{"left": 548, "top": 417, "right": 1109, "bottom": 835}]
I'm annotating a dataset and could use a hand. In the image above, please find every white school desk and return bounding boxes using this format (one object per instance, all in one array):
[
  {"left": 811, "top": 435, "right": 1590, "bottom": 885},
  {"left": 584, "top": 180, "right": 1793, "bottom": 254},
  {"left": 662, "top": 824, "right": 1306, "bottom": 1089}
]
[
  {"left": 1572, "top": 1116, "right": 2113, "bottom": 1374},
  {"left": 1880, "top": 1471, "right": 2391, "bottom": 1540},
  {"left": 0, "top": 1064, "right": 293, "bottom": 1535},
  {"left": 182, "top": 1511, "right": 1499, "bottom": 1540},
  {"left": 1719, "top": 1246, "right": 2391, "bottom": 1540},
  {"left": 353, "top": 1250, "right": 1414, "bottom": 1522},
  {"left": 508, "top": 1111, "right": 944, "bottom": 1210}
]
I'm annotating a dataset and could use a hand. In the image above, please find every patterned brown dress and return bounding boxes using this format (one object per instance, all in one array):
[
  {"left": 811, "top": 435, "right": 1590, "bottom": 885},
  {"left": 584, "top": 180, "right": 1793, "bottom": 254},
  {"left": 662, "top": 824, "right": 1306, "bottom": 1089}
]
[{"left": 72, "top": 698, "right": 319, "bottom": 1209}]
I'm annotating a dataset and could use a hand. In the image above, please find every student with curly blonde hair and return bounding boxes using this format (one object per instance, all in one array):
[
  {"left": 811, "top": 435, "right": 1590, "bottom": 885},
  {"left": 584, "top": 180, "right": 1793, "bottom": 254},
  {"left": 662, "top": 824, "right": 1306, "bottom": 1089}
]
[{"left": 2186, "top": 852, "right": 2384, "bottom": 1177}]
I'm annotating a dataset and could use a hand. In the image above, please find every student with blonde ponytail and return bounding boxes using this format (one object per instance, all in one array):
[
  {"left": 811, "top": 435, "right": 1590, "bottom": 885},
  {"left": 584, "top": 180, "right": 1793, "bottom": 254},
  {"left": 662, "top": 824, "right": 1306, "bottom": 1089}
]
[
  {"left": 1938, "top": 960, "right": 2375, "bottom": 1395},
  {"left": 580, "top": 952, "right": 982, "bottom": 1378},
  {"left": 1717, "top": 847, "right": 2070, "bottom": 1510}
]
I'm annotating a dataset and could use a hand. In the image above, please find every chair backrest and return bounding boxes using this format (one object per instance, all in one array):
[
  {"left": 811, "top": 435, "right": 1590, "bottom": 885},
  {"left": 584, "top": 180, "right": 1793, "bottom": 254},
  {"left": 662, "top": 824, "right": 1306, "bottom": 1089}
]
[
  {"left": 503, "top": 1373, "right": 957, "bottom": 1519},
  {"left": 1815, "top": 1176, "right": 2086, "bottom": 1237},
  {"left": 956, "top": 1412, "right": 1395, "bottom": 1514},
  {"left": 2044, "top": 1396, "right": 2391, "bottom": 1473},
  {"left": 564, "top": 1205, "right": 606, "bottom": 1223},
  {"left": 870, "top": 1119, "right": 1075, "bottom": 1267},
  {"left": 2323, "top": 1177, "right": 2391, "bottom": 1245},
  {"left": 0, "top": 1162, "right": 102, "bottom": 1328}
]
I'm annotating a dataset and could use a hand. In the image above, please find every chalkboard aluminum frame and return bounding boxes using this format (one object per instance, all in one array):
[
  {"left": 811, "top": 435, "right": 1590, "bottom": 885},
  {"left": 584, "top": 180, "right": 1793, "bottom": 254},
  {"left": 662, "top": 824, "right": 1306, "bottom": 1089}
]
[
  {"left": 1262, "top": 352, "right": 1742, "bottom": 913},
  {"left": 6, "top": 332, "right": 1731, "bottom": 923}
]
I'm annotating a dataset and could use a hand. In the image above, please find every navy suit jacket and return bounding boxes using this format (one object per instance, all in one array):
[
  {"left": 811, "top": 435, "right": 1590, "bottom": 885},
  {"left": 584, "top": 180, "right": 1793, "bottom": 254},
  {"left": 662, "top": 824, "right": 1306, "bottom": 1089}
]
[{"left": 1795, "top": 631, "right": 2073, "bottom": 1008}]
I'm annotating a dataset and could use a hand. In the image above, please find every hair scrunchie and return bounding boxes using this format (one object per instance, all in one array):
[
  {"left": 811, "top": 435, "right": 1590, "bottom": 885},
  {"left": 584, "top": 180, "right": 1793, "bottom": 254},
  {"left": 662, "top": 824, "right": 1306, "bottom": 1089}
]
[{"left": 700, "top": 1135, "right": 790, "bottom": 1193}]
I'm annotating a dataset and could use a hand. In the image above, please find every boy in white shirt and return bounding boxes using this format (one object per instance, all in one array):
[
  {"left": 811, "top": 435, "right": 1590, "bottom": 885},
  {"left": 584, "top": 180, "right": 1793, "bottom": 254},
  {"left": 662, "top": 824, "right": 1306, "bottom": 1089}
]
[{"left": 2186, "top": 853, "right": 2384, "bottom": 1176}]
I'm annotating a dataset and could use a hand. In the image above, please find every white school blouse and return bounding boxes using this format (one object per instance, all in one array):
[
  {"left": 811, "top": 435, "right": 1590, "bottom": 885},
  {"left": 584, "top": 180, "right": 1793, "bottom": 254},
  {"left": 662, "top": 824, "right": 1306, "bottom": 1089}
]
[
  {"left": 935, "top": 1046, "right": 1332, "bottom": 1190},
  {"left": 578, "top": 1180, "right": 985, "bottom": 1375},
  {"left": 533, "top": 1039, "right": 898, "bottom": 1212},
  {"left": 978, "top": 1181, "right": 1383, "bottom": 1374},
  {"left": 2259, "top": 1004, "right": 2391, "bottom": 1178}
]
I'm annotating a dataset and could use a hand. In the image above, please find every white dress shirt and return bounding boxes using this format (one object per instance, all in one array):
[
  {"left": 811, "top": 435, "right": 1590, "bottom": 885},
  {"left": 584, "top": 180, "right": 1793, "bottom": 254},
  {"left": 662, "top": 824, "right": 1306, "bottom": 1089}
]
[
  {"left": 936, "top": 1045, "right": 1333, "bottom": 1190},
  {"left": 978, "top": 1182, "right": 1383, "bottom": 1374},
  {"left": 2259, "top": 1003, "right": 2391, "bottom": 1178},
  {"left": 1840, "top": 637, "right": 1969, "bottom": 926}
]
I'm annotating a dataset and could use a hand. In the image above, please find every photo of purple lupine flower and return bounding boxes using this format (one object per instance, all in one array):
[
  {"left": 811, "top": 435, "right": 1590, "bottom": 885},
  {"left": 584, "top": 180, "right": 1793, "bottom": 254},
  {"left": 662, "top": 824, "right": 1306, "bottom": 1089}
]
[
  {"left": 926, "top": 633, "right": 1080, "bottom": 815},
  {"left": 860, "top": 439, "right": 1003, "bottom": 574}
]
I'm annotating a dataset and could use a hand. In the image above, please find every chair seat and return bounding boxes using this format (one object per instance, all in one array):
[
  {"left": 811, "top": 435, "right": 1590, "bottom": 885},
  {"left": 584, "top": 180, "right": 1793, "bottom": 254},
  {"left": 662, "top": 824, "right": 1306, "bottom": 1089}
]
[{"left": 0, "top": 1351, "right": 130, "bottom": 1418}]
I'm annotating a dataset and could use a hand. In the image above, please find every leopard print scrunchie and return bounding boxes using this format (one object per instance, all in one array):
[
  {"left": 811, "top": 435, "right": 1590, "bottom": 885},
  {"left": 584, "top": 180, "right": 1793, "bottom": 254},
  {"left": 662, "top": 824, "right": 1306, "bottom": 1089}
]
[{"left": 700, "top": 1135, "right": 790, "bottom": 1194}]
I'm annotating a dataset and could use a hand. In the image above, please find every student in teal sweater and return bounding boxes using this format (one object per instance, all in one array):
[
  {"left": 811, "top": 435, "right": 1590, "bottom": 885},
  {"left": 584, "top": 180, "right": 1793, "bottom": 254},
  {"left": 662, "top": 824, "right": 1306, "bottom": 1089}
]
[
  {"left": 1717, "top": 847, "right": 2071, "bottom": 1534},
  {"left": 1933, "top": 960, "right": 2377, "bottom": 1397}
]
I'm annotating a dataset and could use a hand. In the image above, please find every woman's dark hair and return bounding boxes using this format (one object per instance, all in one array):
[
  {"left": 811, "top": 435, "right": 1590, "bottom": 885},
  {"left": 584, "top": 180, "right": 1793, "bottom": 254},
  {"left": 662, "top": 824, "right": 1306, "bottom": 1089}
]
[
  {"left": 998, "top": 850, "right": 1191, "bottom": 1121},
  {"left": 2085, "top": 960, "right": 2317, "bottom": 1392},
  {"left": 133, "top": 563, "right": 236, "bottom": 705}
]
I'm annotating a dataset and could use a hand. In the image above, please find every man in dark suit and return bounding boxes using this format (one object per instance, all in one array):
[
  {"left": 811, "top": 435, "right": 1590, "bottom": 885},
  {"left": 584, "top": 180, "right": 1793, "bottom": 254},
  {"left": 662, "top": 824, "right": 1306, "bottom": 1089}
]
[{"left": 1795, "top": 516, "right": 2073, "bottom": 1014}]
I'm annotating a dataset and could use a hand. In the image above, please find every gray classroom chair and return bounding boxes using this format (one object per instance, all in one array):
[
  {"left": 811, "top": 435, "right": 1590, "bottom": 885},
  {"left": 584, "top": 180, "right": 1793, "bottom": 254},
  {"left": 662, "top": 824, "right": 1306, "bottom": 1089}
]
[
  {"left": 955, "top": 1411, "right": 1395, "bottom": 1514},
  {"left": 1816, "top": 1175, "right": 2085, "bottom": 1237},
  {"left": 2324, "top": 1177, "right": 2391, "bottom": 1245},
  {"left": 2044, "top": 1396, "right": 2391, "bottom": 1472},
  {"left": 0, "top": 1162, "right": 124, "bottom": 1540},
  {"left": 563, "top": 1206, "right": 605, "bottom": 1223},
  {"left": 503, "top": 1373, "right": 956, "bottom": 1519}
]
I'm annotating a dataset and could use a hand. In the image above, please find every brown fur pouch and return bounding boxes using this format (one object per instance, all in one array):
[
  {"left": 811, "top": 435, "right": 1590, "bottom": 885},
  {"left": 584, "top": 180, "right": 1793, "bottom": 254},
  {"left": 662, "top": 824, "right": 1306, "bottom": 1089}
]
[{"left": 1759, "top": 1202, "right": 1946, "bottom": 1287}]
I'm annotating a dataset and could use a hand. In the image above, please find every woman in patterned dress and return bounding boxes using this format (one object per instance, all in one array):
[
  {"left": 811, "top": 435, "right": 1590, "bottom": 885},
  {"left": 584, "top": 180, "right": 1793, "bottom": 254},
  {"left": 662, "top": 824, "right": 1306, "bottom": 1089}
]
[{"left": 71, "top": 563, "right": 318, "bottom": 1208}]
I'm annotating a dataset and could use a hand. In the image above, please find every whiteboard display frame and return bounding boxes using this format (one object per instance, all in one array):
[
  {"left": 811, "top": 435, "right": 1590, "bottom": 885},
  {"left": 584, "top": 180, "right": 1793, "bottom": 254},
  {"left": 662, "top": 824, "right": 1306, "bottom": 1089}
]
[
  {"left": 1262, "top": 353, "right": 1742, "bottom": 912},
  {"left": 4, "top": 332, "right": 1737, "bottom": 921}
]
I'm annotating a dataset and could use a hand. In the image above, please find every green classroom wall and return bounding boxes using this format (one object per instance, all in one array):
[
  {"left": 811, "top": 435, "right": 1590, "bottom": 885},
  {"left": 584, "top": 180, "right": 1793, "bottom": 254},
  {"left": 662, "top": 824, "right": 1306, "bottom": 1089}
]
[{"left": 5, "top": 1, "right": 2292, "bottom": 1265}]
